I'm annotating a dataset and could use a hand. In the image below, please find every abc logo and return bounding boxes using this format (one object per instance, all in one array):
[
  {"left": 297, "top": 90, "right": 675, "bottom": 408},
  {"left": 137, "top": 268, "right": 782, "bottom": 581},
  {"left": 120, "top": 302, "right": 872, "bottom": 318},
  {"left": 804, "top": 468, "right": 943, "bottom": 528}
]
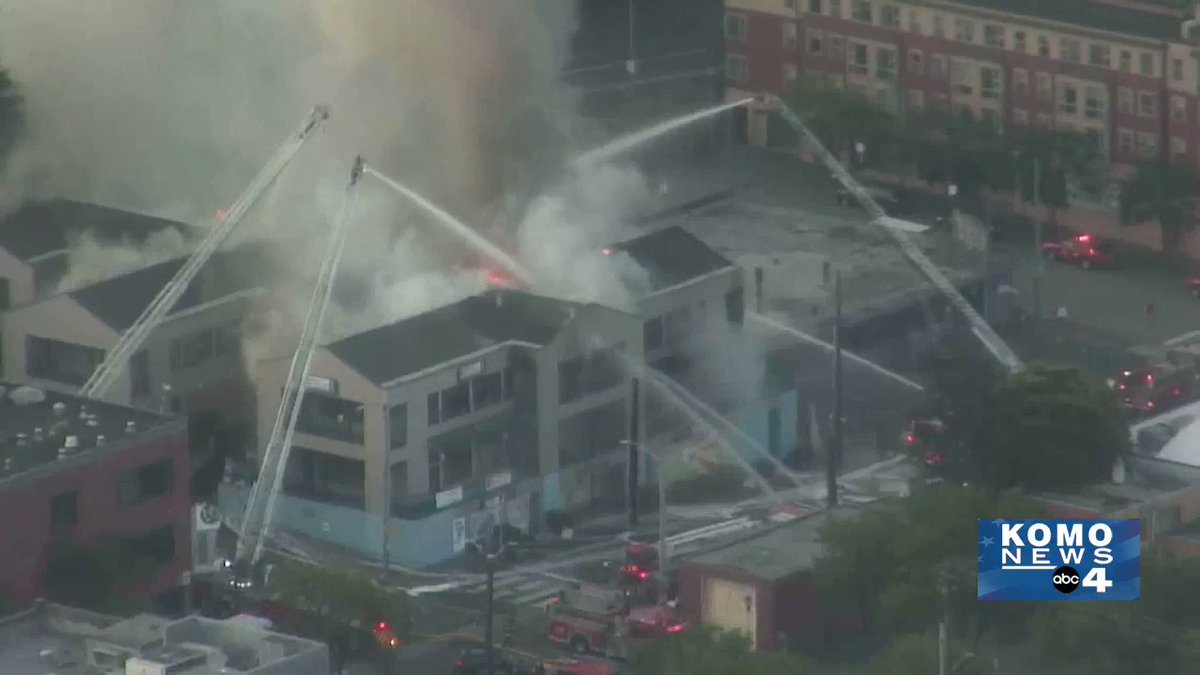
[{"left": 1052, "top": 565, "right": 1081, "bottom": 594}]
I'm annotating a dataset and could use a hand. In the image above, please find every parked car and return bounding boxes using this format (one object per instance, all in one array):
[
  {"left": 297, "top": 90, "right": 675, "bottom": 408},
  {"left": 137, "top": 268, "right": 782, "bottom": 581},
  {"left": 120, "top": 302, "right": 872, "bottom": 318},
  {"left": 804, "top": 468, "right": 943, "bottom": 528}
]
[
  {"left": 1187, "top": 277, "right": 1200, "bottom": 298},
  {"left": 1041, "top": 233, "right": 1114, "bottom": 270}
]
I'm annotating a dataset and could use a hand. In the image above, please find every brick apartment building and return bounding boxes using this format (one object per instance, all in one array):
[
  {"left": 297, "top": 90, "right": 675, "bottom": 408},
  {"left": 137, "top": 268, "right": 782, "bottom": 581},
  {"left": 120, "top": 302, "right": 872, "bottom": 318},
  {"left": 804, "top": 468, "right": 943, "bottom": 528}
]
[
  {"left": 724, "top": 0, "right": 1200, "bottom": 251},
  {"left": 0, "top": 384, "right": 191, "bottom": 609}
]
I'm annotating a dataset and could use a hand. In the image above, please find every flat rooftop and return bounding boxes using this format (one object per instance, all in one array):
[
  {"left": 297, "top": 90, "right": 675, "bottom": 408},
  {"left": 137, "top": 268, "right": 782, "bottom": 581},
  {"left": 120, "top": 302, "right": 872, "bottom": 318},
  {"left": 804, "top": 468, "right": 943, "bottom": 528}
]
[
  {"left": 0, "top": 383, "right": 182, "bottom": 484},
  {"left": 1033, "top": 456, "right": 1199, "bottom": 514},
  {"left": 0, "top": 601, "right": 327, "bottom": 675}
]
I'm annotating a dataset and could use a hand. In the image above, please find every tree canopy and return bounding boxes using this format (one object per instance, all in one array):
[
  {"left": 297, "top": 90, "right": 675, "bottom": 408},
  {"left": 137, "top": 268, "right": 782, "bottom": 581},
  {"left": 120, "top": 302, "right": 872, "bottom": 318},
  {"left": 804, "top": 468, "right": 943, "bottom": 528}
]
[
  {"left": 267, "top": 559, "right": 413, "bottom": 639},
  {"left": 857, "top": 634, "right": 996, "bottom": 675},
  {"left": 629, "top": 625, "right": 815, "bottom": 675},
  {"left": 971, "top": 364, "right": 1129, "bottom": 490},
  {"left": 786, "top": 75, "right": 898, "bottom": 161},
  {"left": 1119, "top": 160, "right": 1197, "bottom": 251}
]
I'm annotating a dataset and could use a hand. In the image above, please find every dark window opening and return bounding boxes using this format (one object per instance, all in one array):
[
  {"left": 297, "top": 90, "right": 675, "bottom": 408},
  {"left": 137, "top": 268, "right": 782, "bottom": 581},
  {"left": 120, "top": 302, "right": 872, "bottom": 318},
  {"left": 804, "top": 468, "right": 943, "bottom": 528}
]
[
  {"left": 296, "top": 393, "right": 365, "bottom": 444},
  {"left": 472, "top": 371, "right": 504, "bottom": 409},
  {"left": 441, "top": 382, "right": 471, "bottom": 420},
  {"left": 725, "top": 287, "right": 746, "bottom": 324},
  {"left": 559, "top": 346, "right": 625, "bottom": 403},
  {"left": 125, "top": 525, "right": 176, "bottom": 565},
  {"left": 117, "top": 459, "right": 174, "bottom": 507},
  {"left": 428, "top": 392, "right": 441, "bottom": 425},
  {"left": 389, "top": 403, "right": 408, "bottom": 448},
  {"left": 283, "top": 447, "right": 365, "bottom": 509},
  {"left": 32, "top": 255, "right": 67, "bottom": 297},
  {"left": 502, "top": 366, "right": 515, "bottom": 400},
  {"left": 644, "top": 318, "right": 665, "bottom": 350},
  {"left": 430, "top": 439, "right": 473, "bottom": 490},
  {"left": 0, "top": 277, "right": 10, "bottom": 310},
  {"left": 50, "top": 490, "right": 79, "bottom": 528},
  {"left": 129, "top": 350, "right": 150, "bottom": 398},
  {"left": 558, "top": 400, "right": 627, "bottom": 467},
  {"left": 27, "top": 336, "right": 104, "bottom": 386},
  {"left": 214, "top": 320, "right": 240, "bottom": 357},
  {"left": 389, "top": 461, "right": 409, "bottom": 514},
  {"left": 559, "top": 357, "right": 585, "bottom": 403},
  {"left": 170, "top": 329, "right": 214, "bottom": 371}
]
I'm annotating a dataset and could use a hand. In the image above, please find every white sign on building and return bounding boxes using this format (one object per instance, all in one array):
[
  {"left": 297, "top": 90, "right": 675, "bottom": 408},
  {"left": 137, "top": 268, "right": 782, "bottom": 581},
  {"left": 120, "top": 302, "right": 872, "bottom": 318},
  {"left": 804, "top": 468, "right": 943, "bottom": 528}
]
[{"left": 452, "top": 517, "right": 467, "bottom": 553}]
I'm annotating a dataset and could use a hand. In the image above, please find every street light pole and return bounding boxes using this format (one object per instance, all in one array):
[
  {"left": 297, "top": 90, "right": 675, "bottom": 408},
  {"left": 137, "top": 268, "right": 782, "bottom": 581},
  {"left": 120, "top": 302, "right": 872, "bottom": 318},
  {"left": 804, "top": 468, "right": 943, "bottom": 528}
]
[
  {"left": 1031, "top": 157, "right": 1043, "bottom": 329},
  {"left": 621, "top": 439, "right": 668, "bottom": 600},
  {"left": 827, "top": 271, "right": 843, "bottom": 508}
]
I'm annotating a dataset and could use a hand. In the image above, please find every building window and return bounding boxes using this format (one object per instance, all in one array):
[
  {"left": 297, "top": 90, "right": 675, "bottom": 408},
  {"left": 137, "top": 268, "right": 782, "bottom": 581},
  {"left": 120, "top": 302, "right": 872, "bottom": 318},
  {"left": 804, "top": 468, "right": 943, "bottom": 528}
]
[
  {"left": 1119, "top": 50, "right": 1132, "bottom": 72},
  {"left": 1138, "top": 91, "right": 1158, "bottom": 117},
  {"left": 50, "top": 490, "right": 78, "bottom": 528},
  {"left": 1087, "top": 44, "right": 1110, "bottom": 68},
  {"left": 1036, "top": 73, "right": 1052, "bottom": 102},
  {"left": 1059, "top": 39, "right": 1080, "bottom": 63},
  {"left": 1173, "top": 58, "right": 1184, "bottom": 81},
  {"left": 908, "top": 50, "right": 923, "bottom": 76},
  {"left": 388, "top": 403, "right": 407, "bottom": 448},
  {"left": 1013, "top": 68, "right": 1028, "bottom": 95},
  {"left": 725, "top": 54, "right": 748, "bottom": 84},
  {"left": 125, "top": 526, "right": 177, "bottom": 566},
  {"left": 284, "top": 447, "right": 365, "bottom": 509},
  {"left": 427, "top": 392, "right": 440, "bottom": 425},
  {"left": 26, "top": 336, "right": 103, "bottom": 387},
  {"left": 1139, "top": 52, "right": 1154, "bottom": 76},
  {"left": 1172, "top": 96, "right": 1188, "bottom": 123},
  {"left": 296, "top": 393, "right": 365, "bottom": 444},
  {"left": 1137, "top": 132, "right": 1158, "bottom": 159},
  {"left": 1013, "top": 109, "right": 1028, "bottom": 125},
  {"left": 954, "top": 18, "right": 974, "bottom": 42},
  {"left": 830, "top": 36, "right": 844, "bottom": 59},
  {"left": 931, "top": 54, "right": 947, "bottom": 80},
  {"left": 810, "top": 0, "right": 823, "bottom": 11},
  {"left": 907, "top": 88, "right": 924, "bottom": 110},
  {"left": 169, "top": 324, "right": 234, "bottom": 372},
  {"left": 784, "top": 23, "right": 798, "bottom": 48},
  {"left": 1118, "top": 87, "right": 1134, "bottom": 115},
  {"left": 1059, "top": 85, "right": 1078, "bottom": 115},
  {"left": 850, "top": 42, "right": 869, "bottom": 75},
  {"left": 117, "top": 459, "right": 174, "bottom": 507},
  {"left": 558, "top": 347, "right": 625, "bottom": 404},
  {"left": 1117, "top": 129, "right": 1133, "bottom": 156},
  {"left": 725, "top": 288, "right": 745, "bottom": 324},
  {"left": 784, "top": 63, "right": 798, "bottom": 85},
  {"left": 1171, "top": 136, "right": 1188, "bottom": 161},
  {"left": 1084, "top": 87, "right": 1106, "bottom": 120},
  {"left": 442, "top": 381, "right": 471, "bottom": 419},
  {"left": 808, "top": 31, "right": 824, "bottom": 55},
  {"left": 932, "top": 15, "right": 944, "bottom": 38},
  {"left": 129, "top": 350, "right": 150, "bottom": 398},
  {"left": 1037, "top": 36, "right": 1050, "bottom": 57},
  {"left": 0, "top": 278, "right": 9, "bottom": 311},
  {"left": 644, "top": 317, "right": 664, "bottom": 350},
  {"left": 1013, "top": 31, "right": 1027, "bottom": 53},
  {"left": 983, "top": 25, "right": 1004, "bottom": 48},
  {"left": 881, "top": 4, "right": 900, "bottom": 27},
  {"left": 951, "top": 60, "right": 972, "bottom": 95},
  {"left": 850, "top": 0, "right": 872, "bottom": 23},
  {"left": 472, "top": 371, "right": 504, "bottom": 409},
  {"left": 829, "top": 0, "right": 842, "bottom": 17},
  {"left": 876, "top": 47, "right": 897, "bottom": 80},
  {"left": 906, "top": 8, "right": 921, "bottom": 33},
  {"left": 980, "top": 67, "right": 1001, "bottom": 100},
  {"left": 724, "top": 14, "right": 747, "bottom": 41}
]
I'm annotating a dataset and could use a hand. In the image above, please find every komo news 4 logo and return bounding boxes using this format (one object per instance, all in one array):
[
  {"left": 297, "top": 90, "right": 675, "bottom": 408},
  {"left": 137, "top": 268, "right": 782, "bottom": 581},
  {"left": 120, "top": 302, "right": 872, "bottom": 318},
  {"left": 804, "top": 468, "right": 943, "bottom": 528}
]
[{"left": 977, "top": 519, "right": 1140, "bottom": 602}]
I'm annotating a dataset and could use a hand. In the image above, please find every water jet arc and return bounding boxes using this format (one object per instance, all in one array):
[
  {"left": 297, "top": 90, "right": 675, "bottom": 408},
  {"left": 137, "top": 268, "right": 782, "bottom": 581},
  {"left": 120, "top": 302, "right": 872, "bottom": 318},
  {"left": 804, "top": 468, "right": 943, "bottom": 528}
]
[
  {"left": 364, "top": 166, "right": 537, "bottom": 287},
  {"left": 573, "top": 98, "right": 758, "bottom": 168}
]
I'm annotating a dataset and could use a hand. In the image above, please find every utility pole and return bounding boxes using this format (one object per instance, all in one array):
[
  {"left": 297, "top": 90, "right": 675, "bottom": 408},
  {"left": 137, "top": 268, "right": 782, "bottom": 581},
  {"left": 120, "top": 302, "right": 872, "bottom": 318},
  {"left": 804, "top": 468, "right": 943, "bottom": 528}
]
[
  {"left": 1031, "top": 157, "right": 1043, "bottom": 331},
  {"left": 628, "top": 378, "right": 641, "bottom": 529},
  {"left": 827, "top": 272, "right": 843, "bottom": 508},
  {"left": 626, "top": 0, "right": 638, "bottom": 79},
  {"left": 485, "top": 555, "right": 496, "bottom": 675},
  {"left": 938, "top": 567, "right": 951, "bottom": 675}
]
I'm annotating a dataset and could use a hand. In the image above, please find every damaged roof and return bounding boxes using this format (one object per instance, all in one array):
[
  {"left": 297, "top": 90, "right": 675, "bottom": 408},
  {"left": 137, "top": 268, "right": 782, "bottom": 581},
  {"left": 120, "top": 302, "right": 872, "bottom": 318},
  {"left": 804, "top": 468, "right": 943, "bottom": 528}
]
[
  {"left": 609, "top": 225, "right": 733, "bottom": 293},
  {"left": 0, "top": 199, "right": 192, "bottom": 262},
  {"left": 68, "top": 246, "right": 266, "bottom": 330},
  {"left": 327, "top": 289, "right": 585, "bottom": 385}
]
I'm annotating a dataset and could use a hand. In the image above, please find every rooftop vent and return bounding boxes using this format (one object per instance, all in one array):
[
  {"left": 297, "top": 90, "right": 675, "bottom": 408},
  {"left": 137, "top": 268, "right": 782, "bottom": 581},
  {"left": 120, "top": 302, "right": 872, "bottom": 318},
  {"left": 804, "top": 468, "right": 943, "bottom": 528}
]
[
  {"left": 78, "top": 404, "right": 88, "bottom": 420},
  {"left": 126, "top": 420, "right": 136, "bottom": 433},
  {"left": 11, "top": 386, "right": 45, "bottom": 405},
  {"left": 33, "top": 427, "right": 43, "bottom": 441},
  {"left": 15, "top": 433, "right": 25, "bottom": 446},
  {"left": 86, "top": 417, "right": 99, "bottom": 427},
  {"left": 52, "top": 402, "right": 66, "bottom": 416},
  {"left": 2, "top": 458, "right": 11, "bottom": 472},
  {"left": 495, "top": 291, "right": 504, "bottom": 308},
  {"left": 95, "top": 435, "right": 105, "bottom": 446}
]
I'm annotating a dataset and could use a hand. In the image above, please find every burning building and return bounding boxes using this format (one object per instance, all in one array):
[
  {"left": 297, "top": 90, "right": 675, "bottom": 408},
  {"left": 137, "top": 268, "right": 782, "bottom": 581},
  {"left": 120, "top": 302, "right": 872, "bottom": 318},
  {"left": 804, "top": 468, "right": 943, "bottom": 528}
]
[{"left": 237, "top": 287, "right": 642, "bottom": 567}]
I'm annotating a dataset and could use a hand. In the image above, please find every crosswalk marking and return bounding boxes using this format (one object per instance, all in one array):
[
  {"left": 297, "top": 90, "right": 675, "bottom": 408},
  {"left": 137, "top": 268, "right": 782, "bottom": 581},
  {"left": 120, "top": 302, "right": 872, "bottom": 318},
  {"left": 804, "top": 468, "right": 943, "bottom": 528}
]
[{"left": 454, "top": 572, "right": 576, "bottom": 609}]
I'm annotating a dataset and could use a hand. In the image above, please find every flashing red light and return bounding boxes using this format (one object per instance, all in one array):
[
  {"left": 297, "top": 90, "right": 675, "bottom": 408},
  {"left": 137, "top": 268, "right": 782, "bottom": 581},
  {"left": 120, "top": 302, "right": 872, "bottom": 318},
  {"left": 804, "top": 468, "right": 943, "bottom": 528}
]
[
  {"left": 1077, "top": 234, "right": 1093, "bottom": 243},
  {"left": 666, "top": 623, "right": 685, "bottom": 634},
  {"left": 638, "top": 571, "right": 651, "bottom": 580},
  {"left": 1147, "top": 374, "right": 1155, "bottom": 383},
  {"left": 454, "top": 661, "right": 464, "bottom": 669},
  {"left": 1147, "top": 400, "right": 1156, "bottom": 409},
  {"left": 375, "top": 622, "right": 389, "bottom": 633},
  {"left": 601, "top": 247, "right": 614, "bottom": 256},
  {"left": 485, "top": 269, "right": 509, "bottom": 287},
  {"left": 904, "top": 434, "right": 917, "bottom": 445},
  {"left": 1118, "top": 384, "right": 1126, "bottom": 390},
  {"left": 1123, "top": 370, "right": 1132, "bottom": 377},
  {"left": 927, "top": 452, "right": 945, "bottom": 466},
  {"left": 1088, "top": 249, "right": 1097, "bottom": 256}
]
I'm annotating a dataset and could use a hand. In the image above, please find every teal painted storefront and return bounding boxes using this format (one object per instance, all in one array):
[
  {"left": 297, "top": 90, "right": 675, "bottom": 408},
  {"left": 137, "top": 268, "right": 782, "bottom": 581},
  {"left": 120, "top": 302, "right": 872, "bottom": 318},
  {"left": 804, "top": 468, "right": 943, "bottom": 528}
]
[{"left": 218, "top": 388, "right": 800, "bottom": 568}]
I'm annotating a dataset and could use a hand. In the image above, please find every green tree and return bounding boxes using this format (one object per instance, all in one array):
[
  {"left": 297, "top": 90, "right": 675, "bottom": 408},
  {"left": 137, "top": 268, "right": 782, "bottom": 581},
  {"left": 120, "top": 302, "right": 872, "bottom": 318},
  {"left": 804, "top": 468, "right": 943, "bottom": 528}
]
[
  {"left": 629, "top": 625, "right": 815, "bottom": 675},
  {"left": 1119, "top": 160, "right": 1197, "bottom": 251},
  {"left": 811, "top": 485, "right": 1042, "bottom": 641},
  {"left": 786, "top": 75, "right": 899, "bottom": 161},
  {"left": 902, "top": 107, "right": 1010, "bottom": 197},
  {"left": 1010, "top": 128, "right": 1095, "bottom": 210},
  {"left": 860, "top": 634, "right": 995, "bottom": 675},
  {"left": 971, "top": 364, "right": 1129, "bottom": 491},
  {"left": 0, "top": 67, "right": 22, "bottom": 171}
]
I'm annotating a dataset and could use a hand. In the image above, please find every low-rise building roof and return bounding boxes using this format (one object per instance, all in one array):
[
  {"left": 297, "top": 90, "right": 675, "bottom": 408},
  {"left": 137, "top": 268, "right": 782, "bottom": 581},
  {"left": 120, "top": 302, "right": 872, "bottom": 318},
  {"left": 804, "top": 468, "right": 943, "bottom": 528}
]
[
  {"left": 607, "top": 225, "right": 734, "bottom": 293},
  {"left": 0, "top": 199, "right": 191, "bottom": 262}
]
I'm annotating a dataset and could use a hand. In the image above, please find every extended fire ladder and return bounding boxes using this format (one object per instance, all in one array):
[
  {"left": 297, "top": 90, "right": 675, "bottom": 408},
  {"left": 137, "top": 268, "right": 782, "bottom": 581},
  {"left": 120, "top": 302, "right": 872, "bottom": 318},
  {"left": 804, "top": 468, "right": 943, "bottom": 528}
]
[
  {"left": 233, "top": 157, "right": 364, "bottom": 579},
  {"left": 78, "top": 105, "right": 332, "bottom": 399},
  {"left": 765, "top": 95, "right": 1023, "bottom": 374}
]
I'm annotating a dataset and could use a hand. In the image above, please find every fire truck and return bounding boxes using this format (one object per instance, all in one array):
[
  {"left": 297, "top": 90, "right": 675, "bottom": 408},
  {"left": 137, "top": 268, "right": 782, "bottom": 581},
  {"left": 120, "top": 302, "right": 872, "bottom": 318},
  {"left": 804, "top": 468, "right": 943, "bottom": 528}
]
[
  {"left": 1113, "top": 343, "right": 1200, "bottom": 417},
  {"left": 901, "top": 418, "right": 947, "bottom": 467},
  {"left": 617, "top": 542, "right": 661, "bottom": 603},
  {"left": 545, "top": 585, "right": 685, "bottom": 659}
]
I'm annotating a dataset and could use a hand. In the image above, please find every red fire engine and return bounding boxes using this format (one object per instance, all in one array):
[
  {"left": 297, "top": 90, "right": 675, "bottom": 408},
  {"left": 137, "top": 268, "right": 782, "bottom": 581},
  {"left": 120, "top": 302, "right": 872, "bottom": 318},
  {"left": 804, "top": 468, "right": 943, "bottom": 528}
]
[{"left": 545, "top": 585, "right": 684, "bottom": 659}]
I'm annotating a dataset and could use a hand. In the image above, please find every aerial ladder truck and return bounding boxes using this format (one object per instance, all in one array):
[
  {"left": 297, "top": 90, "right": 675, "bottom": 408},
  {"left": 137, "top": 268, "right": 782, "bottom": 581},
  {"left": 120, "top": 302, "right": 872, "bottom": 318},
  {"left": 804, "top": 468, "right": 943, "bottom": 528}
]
[{"left": 231, "top": 156, "right": 365, "bottom": 587}]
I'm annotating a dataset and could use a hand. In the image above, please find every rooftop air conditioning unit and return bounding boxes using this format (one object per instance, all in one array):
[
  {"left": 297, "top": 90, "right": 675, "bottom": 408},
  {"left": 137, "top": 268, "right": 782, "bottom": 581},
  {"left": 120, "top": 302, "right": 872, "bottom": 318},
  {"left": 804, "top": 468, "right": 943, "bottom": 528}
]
[{"left": 11, "top": 386, "right": 45, "bottom": 405}]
